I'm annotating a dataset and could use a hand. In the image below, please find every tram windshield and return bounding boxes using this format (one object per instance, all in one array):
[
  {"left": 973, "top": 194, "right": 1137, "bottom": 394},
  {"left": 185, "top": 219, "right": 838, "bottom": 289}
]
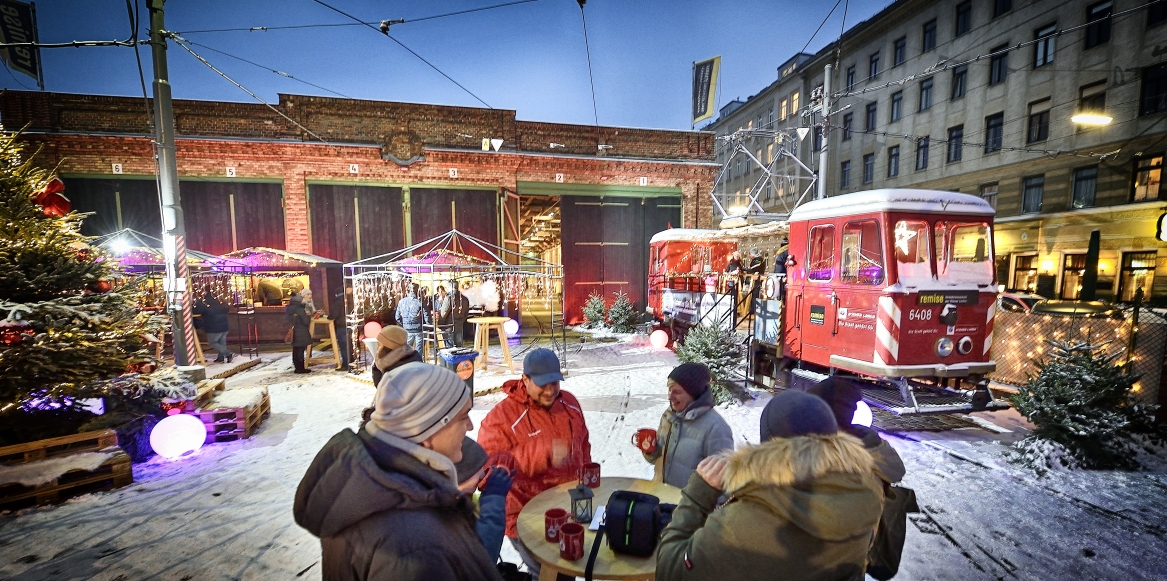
[
  {"left": 894, "top": 220, "right": 932, "bottom": 286},
  {"left": 936, "top": 222, "right": 993, "bottom": 285}
]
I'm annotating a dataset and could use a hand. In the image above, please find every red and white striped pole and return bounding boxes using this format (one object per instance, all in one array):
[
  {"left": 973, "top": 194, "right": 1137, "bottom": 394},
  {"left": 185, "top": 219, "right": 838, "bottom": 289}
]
[{"left": 174, "top": 235, "right": 198, "bottom": 365}]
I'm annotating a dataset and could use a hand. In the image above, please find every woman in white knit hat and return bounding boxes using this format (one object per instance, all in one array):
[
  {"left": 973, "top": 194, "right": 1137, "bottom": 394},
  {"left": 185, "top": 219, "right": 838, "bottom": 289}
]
[{"left": 294, "top": 362, "right": 506, "bottom": 581}]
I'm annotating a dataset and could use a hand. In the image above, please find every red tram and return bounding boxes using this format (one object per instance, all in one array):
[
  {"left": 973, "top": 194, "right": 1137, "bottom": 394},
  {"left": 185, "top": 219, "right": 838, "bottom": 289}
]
[{"left": 649, "top": 189, "right": 1007, "bottom": 414}]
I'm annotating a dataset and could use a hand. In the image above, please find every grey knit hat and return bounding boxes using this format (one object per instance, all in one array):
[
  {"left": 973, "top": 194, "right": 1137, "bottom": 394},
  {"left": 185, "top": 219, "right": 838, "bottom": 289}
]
[{"left": 367, "top": 362, "right": 471, "bottom": 443}]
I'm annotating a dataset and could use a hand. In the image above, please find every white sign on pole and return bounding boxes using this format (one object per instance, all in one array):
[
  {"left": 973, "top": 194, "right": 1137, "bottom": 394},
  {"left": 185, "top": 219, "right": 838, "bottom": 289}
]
[
  {"left": 796, "top": 127, "right": 810, "bottom": 141},
  {"left": 490, "top": 138, "right": 504, "bottom": 151}
]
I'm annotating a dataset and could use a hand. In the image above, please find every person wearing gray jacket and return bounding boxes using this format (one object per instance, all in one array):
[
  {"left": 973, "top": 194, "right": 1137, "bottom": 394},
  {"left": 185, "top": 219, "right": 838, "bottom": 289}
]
[{"left": 639, "top": 363, "right": 735, "bottom": 488}]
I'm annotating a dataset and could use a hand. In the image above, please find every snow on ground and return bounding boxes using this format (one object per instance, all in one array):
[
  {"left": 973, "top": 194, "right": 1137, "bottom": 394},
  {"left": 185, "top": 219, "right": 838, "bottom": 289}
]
[{"left": 1, "top": 341, "right": 1166, "bottom": 580}]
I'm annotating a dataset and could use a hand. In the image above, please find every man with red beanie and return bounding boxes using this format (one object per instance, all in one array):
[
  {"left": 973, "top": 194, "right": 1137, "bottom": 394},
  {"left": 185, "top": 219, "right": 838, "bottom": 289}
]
[
  {"left": 478, "top": 348, "right": 590, "bottom": 578},
  {"left": 638, "top": 362, "right": 734, "bottom": 488}
]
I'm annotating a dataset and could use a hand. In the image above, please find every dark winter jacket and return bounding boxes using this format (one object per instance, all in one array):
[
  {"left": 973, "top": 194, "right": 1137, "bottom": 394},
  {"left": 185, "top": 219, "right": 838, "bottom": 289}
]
[
  {"left": 641, "top": 389, "right": 735, "bottom": 488},
  {"left": 848, "top": 425, "right": 906, "bottom": 484},
  {"left": 330, "top": 294, "right": 347, "bottom": 331},
  {"left": 395, "top": 294, "right": 425, "bottom": 332},
  {"left": 477, "top": 379, "right": 591, "bottom": 538},
  {"left": 193, "top": 296, "right": 230, "bottom": 334},
  {"left": 443, "top": 291, "right": 471, "bottom": 324},
  {"left": 657, "top": 433, "right": 885, "bottom": 581},
  {"left": 293, "top": 429, "right": 505, "bottom": 581},
  {"left": 370, "top": 346, "right": 424, "bottom": 387},
  {"left": 286, "top": 293, "right": 312, "bottom": 347}
]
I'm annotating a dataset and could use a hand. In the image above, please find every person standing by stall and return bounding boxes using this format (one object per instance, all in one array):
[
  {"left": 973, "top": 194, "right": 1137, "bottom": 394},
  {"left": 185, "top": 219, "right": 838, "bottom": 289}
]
[
  {"left": 396, "top": 284, "right": 425, "bottom": 350},
  {"left": 442, "top": 281, "right": 471, "bottom": 347},
  {"left": 287, "top": 290, "right": 313, "bottom": 374},
  {"left": 329, "top": 287, "right": 352, "bottom": 372},
  {"left": 194, "top": 291, "right": 233, "bottom": 363}
]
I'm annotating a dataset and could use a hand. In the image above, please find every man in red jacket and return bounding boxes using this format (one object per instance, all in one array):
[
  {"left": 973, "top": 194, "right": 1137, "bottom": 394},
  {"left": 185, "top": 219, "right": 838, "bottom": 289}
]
[{"left": 478, "top": 348, "right": 590, "bottom": 577}]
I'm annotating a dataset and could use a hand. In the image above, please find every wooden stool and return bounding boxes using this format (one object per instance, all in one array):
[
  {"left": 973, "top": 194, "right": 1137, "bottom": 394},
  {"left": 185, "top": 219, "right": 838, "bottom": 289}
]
[
  {"left": 153, "top": 326, "right": 206, "bottom": 365},
  {"left": 306, "top": 318, "right": 342, "bottom": 369},
  {"left": 468, "top": 316, "right": 514, "bottom": 373}
]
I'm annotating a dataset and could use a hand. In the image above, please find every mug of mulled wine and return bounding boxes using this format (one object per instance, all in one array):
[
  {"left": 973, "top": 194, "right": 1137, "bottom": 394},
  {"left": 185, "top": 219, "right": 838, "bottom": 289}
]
[
  {"left": 632, "top": 428, "right": 658, "bottom": 454},
  {"left": 579, "top": 462, "right": 601, "bottom": 488},
  {"left": 559, "top": 522, "right": 585, "bottom": 561},
  {"left": 545, "top": 508, "right": 569, "bottom": 542}
]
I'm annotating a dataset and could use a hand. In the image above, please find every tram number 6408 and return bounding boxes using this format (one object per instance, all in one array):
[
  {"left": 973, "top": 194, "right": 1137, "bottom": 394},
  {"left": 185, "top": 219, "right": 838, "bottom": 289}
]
[{"left": 908, "top": 308, "right": 933, "bottom": 321}]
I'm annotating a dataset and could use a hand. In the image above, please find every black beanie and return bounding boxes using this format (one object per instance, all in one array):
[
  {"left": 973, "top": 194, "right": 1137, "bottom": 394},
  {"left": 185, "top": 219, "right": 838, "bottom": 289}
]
[
  {"left": 759, "top": 390, "right": 838, "bottom": 441},
  {"left": 807, "top": 377, "right": 863, "bottom": 428},
  {"left": 668, "top": 363, "right": 711, "bottom": 398},
  {"left": 453, "top": 437, "right": 488, "bottom": 485}
]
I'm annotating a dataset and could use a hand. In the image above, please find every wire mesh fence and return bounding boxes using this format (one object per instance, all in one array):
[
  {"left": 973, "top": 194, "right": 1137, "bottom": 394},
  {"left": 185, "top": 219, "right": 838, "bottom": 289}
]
[{"left": 989, "top": 304, "right": 1165, "bottom": 406}]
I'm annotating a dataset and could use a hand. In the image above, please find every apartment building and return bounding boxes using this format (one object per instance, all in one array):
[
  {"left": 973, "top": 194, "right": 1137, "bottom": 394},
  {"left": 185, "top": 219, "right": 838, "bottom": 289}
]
[{"left": 712, "top": 0, "right": 1167, "bottom": 304}]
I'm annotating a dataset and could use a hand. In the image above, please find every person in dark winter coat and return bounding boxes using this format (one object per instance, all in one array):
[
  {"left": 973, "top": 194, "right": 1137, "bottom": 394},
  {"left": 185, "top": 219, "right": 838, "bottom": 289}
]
[
  {"left": 656, "top": 390, "right": 885, "bottom": 581},
  {"left": 808, "top": 377, "right": 906, "bottom": 484},
  {"left": 454, "top": 437, "right": 513, "bottom": 564},
  {"left": 395, "top": 285, "right": 425, "bottom": 350},
  {"left": 294, "top": 363, "right": 505, "bottom": 581},
  {"left": 329, "top": 288, "right": 352, "bottom": 372},
  {"left": 370, "top": 325, "right": 424, "bottom": 387},
  {"left": 639, "top": 363, "right": 734, "bottom": 488},
  {"left": 194, "top": 292, "right": 232, "bottom": 363},
  {"left": 286, "top": 291, "right": 313, "bottom": 374},
  {"left": 773, "top": 238, "right": 790, "bottom": 274},
  {"left": 441, "top": 282, "right": 471, "bottom": 347}
]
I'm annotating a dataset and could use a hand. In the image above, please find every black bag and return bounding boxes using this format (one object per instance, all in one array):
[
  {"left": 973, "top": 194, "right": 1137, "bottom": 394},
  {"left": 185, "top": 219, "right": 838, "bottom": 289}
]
[
  {"left": 867, "top": 484, "right": 920, "bottom": 580},
  {"left": 495, "top": 562, "right": 531, "bottom": 581},
  {"left": 584, "top": 491, "right": 677, "bottom": 581}
]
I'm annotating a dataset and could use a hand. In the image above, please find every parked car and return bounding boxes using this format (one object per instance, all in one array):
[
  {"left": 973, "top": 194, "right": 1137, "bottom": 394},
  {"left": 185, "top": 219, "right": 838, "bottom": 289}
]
[
  {"left": 1029, "top": 299, "right": 1123, "bottom": 319},
  {"left": 997, "top": 292, "right": 1044, "bottom": 313}
]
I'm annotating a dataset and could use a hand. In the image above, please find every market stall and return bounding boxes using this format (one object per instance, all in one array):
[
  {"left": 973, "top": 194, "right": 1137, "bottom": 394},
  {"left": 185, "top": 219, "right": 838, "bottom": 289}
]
[
  {"left": 214, "top": 247, "right": 343, "bottom": 344},
  {"left": 344, "top": 229, "right": 564, "bottom": 372}
]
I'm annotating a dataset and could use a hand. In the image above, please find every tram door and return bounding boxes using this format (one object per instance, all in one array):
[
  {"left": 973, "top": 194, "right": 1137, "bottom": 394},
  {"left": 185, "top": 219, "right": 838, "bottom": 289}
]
[{"left": 800, "top": 222, "right": 837, "bottom": 367}]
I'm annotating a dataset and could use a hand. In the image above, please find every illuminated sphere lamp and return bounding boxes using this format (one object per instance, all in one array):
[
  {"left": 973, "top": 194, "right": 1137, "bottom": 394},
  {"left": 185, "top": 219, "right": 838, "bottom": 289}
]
[
  {"left": 149, "top": 413, "right": 207, "bottom": 459},
  {"left": 852, "top": 400, "right": 874, "bottom": 428},
  {"left": 650, "top": 329, "right": 670, "bottom": 349},
  {"left": 503, "top": 318, "right": 519, "bottom": 336},
  {"left": 363, "top": 321, "right": 383, "bottom": 339}
]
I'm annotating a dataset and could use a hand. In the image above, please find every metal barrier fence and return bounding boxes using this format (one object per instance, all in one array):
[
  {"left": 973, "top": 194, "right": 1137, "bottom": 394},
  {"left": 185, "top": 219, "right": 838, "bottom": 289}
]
[{"left": 989, "top": 304, "right": 1164, "bottom": 406}]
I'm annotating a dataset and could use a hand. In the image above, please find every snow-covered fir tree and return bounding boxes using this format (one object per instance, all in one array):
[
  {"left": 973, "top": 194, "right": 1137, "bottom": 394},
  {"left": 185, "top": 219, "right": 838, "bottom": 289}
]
[
  {"left": 582, "top": 291, "right": 607, "bottom": 328},
  {"left": 675, "top": 323, "right": 742, "bottom": 405},
  {"left": 607, "top": 291, "right": 638, "bottom": 333}
]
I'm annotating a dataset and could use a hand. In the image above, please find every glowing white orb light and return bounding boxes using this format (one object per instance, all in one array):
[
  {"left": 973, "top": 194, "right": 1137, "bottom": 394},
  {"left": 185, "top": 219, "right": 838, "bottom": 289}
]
[
  {"left": 110, "top": 238, "right": 131, "bottom": 255},
  {"left": 363, "top": 321, "right": 382, "bottom": 339},
  {"left": 150, "top": 414, "right": 207, "bottom": 459},
  {"left": 852, "top": 400, "right": 874, "bottom": 428},
  {"left": 503, "top": 318, "right": 519, "bottom": 336},
  {"left": 650, "top": 329, "right": 669, "bottom": 349}
]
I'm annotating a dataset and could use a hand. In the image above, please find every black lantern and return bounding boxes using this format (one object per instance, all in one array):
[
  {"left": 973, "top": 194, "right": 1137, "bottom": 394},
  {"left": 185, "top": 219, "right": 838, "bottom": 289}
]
[{"left": 569, "top": 484, "right": 594, "bottom": 523}]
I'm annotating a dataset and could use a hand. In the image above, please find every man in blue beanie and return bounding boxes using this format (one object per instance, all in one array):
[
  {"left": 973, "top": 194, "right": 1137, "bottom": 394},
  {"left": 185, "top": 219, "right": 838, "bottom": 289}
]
[{"left": 637, "top": 362, "right": 734, "bottom": 488}]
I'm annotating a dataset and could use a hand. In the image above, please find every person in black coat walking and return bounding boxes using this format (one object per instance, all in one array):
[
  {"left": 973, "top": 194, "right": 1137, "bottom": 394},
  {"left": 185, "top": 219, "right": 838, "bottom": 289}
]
[
  {"left": 194, "top": 292, "right": 232, "bottom": 363},
  {"left": 287, "top": 291, "right": 313, "bottom": 374}
]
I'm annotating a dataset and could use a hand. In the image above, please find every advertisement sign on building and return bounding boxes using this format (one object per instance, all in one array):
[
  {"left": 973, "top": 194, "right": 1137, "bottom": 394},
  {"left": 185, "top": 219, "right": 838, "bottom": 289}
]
[{"left": 692, "top": 56, "right": 720, "bottom": 125}]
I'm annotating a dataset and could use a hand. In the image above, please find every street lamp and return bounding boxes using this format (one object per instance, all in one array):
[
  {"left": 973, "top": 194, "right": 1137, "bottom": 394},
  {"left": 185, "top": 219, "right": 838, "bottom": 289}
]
[{"left": 1071, "top": 112, "right": 1113, "bottom": 125}]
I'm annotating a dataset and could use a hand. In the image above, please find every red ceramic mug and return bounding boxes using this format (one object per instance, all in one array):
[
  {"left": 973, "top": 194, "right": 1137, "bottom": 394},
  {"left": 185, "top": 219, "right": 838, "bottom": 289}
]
[
  {"left": 559, "top": 522, "right": 585, "bottom": 561},
  {"left": 579, "top": 462, "right": 601, "bottom": 488},
  {"left": 632, "top": 428, "right": 658, "bottom": 454},
  {"left": 545, "top": 508, "right": 569, "bottom": 542}
]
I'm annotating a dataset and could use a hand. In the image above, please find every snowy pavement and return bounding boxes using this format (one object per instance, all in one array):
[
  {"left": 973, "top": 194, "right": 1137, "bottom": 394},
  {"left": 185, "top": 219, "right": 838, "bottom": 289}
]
[{"left": 1, "top": 339, "right": 1166, "bottom": 580}]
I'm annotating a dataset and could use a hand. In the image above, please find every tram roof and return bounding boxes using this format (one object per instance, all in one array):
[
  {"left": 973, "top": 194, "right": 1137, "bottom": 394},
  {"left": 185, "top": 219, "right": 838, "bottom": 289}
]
[{"left": 788, "top": 189, "right": 994, "bottom": 222}]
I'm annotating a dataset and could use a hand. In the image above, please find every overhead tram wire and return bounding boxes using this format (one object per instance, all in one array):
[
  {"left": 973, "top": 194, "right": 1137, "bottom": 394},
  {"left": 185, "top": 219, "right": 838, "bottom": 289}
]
[
  {"left": 174, "top": 0, "right": 539, "bottom": 35},
  {"left": 577, "top": 0, "right": 599, "bottom": 126},
  {"left": 181, "top": 39, "right": 355, "bottom": 99},
  {"left": 309, "top": 0, "right": 492, "bottom": 109}
]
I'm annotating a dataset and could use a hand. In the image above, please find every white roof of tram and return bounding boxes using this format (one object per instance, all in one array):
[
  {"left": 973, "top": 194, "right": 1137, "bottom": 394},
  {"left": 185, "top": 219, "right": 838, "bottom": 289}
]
[{"left": 788, "top": 189, "right": 994, "bottom": 222}]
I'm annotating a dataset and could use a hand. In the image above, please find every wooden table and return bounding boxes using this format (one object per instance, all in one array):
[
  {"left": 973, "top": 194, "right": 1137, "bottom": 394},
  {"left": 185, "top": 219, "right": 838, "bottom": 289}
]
[
  {"left": 516, "top": 477, "right": 681, "bottom": 581},
  {"left": 467, "top": 316, "right": 514, "bottom": 373}
]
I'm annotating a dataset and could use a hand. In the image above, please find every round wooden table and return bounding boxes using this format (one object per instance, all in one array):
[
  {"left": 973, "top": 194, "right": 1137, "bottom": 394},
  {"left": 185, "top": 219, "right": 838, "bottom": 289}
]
[
  {"left": 516, "top": 477, "right": 682, "bottom": 581},
  {"left": 467, "top": 316, "right": 514, "bottom": 372}
]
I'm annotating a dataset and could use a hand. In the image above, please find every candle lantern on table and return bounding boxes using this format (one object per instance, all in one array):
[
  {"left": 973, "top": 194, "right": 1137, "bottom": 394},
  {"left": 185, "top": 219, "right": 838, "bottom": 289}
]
[{"left": 569, "top": 484, "right": 594, "bottom": 523}]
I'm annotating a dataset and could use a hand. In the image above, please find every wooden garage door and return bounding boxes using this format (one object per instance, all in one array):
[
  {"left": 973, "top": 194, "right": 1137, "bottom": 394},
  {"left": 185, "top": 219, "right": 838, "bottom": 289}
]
[
  {"left": 62, "top": 177, "right": 162, "bottom": 238},
  {"left": 410, "top": 188, "right": 498, "bottom": 260},
  {"left": 309, "top": 184, "right": 405, "bottom": 263},
  {"left": 179, "top": 181, "right": 285, "bottom": 255}
]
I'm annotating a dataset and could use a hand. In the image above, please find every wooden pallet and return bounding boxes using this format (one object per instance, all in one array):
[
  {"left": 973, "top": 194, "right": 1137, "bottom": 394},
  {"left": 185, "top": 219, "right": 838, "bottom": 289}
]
[
  {"left": 0, "top": 450, "right": 133, "bottom": 511},
  {"left": 188, "top": 390, "right": 271, "bottom": 444},
  {"left": 0, "top": 429, "right": 120, "bottom": 466}
]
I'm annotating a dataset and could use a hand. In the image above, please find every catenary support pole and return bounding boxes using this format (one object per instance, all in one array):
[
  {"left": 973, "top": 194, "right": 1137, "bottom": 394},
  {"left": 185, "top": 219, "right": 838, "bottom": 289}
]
[
  {"left": 148, "top": 0, "right": 197, "bottom": 366},
  {"left": 817, "top": 64, "right": 831, "bottom": 200}
]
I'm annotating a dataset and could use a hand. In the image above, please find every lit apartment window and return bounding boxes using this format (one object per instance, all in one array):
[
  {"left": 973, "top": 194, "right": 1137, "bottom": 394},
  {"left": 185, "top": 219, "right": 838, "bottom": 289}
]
[
  {"left": 919, "top": 78, "right": 934, "bottom": 111},
  {"left": 1022, "top": 175, "right": 1044, "bottom": 213},
  {"left": 767, "top": 143, "right": 774, "bottom": 162},
  {"left": 840, "top": 160, "right": 851, "bottom": 189},
  {"left": 980, "top": 183, "right": 998, "bottom": 209},
  {"left": 989, "top": 44, "right": 1008, "bottom": 85},
  {"left": 890, "top": 92, "right": 903, "bottom": 121},
  {"left": 888, "top": 146, "right": 900, "bottom": 177},
  {"left": 865, "top": 102, "right": 878, "bottom": 131},
  {"left": 842, "top": 113, "right": 853, "bottom": 140},
  {"left": 1085, "top": 2, "right": 1112, "bottom": 49},
  {"left": 869, "top": 52, "right": 880, "bottom": 79},
  {"left": 955, "top": 2, "right": 972, "bottom": 36},
  {"left": 922, "top": 20, "right": 937, "bottom": 52},
  {"left": 863, "top": 153, "right": 875, "bottom": 184},
  {"left": 1034, "top": 24, "right": 1056, "bottom": 68},
  {"left": 1133, "top": 154, "right": 1163, "bottom": 201},
  {"left": 1028, "top": 99, "right": 1051, "bottom": 143},
  {"left": 790, "top": 92, "right": 799, "bottom": 114},
  {"left": 846, "top": 66, "right": 856, "bottom": 91},
  {"left": 947, "top": 125, "right": 963, "bottom": 162},
  {"left": 1079, "top": 81, "right": 1106, "bottom": 120},
  {"left": 985, "top": 113, "right": 1004, "bottom": 152},
  {"left": 951, "top": 66, "right": 967, "bottom": 99},
  {"left": 916, "top": 137, "right": 929, "bottom": 170},
  {"left": 893, "top": 37, "right": 906, "bottom": 66},
  {"left": 1141, "top": 63, "right": 1167, "bottom": 115},
  {"left": 780, "top": 98, "right": 788, "bottom": 120},
  {"left": 1072, "top": 165, "right": 1098, "bottom": 208},
  {"left": 993, "top": 0, "right": 1012, "bottom": 18}
]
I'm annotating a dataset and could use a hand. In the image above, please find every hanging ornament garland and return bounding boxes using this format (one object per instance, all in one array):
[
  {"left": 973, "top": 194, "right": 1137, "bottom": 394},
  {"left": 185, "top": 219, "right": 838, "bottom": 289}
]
[{"left": 33, "top": 177, "right": 72, "bottom": 218}]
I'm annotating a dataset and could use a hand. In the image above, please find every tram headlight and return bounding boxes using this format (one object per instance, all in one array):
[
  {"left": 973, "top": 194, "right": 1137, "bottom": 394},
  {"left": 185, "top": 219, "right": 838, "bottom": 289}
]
[
  {"left": 935, "top": 337, "right": 954, "bottom": 357},
  {"left": 957, "top": 336, "right": 974, "bottom": 355}
]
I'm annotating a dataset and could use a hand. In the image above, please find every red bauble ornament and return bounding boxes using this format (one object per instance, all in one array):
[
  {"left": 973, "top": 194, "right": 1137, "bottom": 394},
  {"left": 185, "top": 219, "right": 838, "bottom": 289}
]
[
  {"left": 0, "top": 320, "right": 34, "bottom": 346},
  {"left": 138, "top": 361, "right": 157, "bottom": 374},
  {"left": 88, "top": 279, "right": 113, "bottom": 293},
  {"left": 34, "top": 177, "right": 71, "bottom": 218}
]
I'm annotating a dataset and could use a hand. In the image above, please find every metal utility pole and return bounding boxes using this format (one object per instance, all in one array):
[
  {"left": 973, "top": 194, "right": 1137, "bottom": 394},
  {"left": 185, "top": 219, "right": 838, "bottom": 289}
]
[
  {"left": 816, "top": 64, "right": 831, "bottom": 200},
  {"left": 148, "top": 0, "right": 197, "bottom": 367}
]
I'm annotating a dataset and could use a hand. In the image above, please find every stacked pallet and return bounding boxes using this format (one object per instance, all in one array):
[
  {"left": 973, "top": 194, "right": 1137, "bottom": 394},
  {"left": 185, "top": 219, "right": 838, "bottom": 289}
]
[
  {"left": 0, "top": 430, "right": 133, "bottom": 511},
  {"left": 187, "top": 387, "right": 271, "bottom": 444}
]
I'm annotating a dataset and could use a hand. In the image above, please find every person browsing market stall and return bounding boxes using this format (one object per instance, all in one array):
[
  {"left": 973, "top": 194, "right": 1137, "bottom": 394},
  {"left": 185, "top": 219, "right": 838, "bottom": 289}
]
[{"left": 638, "top": 363, "right": 734, "bottom": 488}]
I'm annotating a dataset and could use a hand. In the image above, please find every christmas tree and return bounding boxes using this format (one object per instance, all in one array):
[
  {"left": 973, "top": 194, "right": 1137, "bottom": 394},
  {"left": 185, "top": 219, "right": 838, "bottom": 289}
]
[
  {"left": 675, "top": 323, "right": 743, "bottom": 405},
  {"left": 607, "top": 291, "right": 638, "bottom": 333},
  {"left": 0, "top": 131, "right": 162, "bottom": 446},
  {"left": 582, "top": 291, "right": 607, "bottom": 329},
  {"left": 1009, "top": 340, "right": 1166, "bottom": 472}
]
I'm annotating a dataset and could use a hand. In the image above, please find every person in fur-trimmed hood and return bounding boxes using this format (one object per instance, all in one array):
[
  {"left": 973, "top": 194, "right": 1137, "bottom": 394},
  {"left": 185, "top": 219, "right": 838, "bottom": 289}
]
[
  {"left": 639, "top": 363, "right": 734, "bottom": 488},
  {"left": 656, "top": 390, "right": 885, "bottom": 581}
]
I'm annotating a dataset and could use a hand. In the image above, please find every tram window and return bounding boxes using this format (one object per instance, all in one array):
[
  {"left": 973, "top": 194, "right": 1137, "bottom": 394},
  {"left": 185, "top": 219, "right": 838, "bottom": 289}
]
[
  {"left": 807, "top": 225, "right": 836, "bottom": 281},
  {"left": 894, "top": 220, "right": 932, "bottom": 285},
  {"left": 842, "top": 220, "right": 885, "bottom": 285},
  {"left": 936, "top": 222, "right": 994, "bottom": 285}
]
